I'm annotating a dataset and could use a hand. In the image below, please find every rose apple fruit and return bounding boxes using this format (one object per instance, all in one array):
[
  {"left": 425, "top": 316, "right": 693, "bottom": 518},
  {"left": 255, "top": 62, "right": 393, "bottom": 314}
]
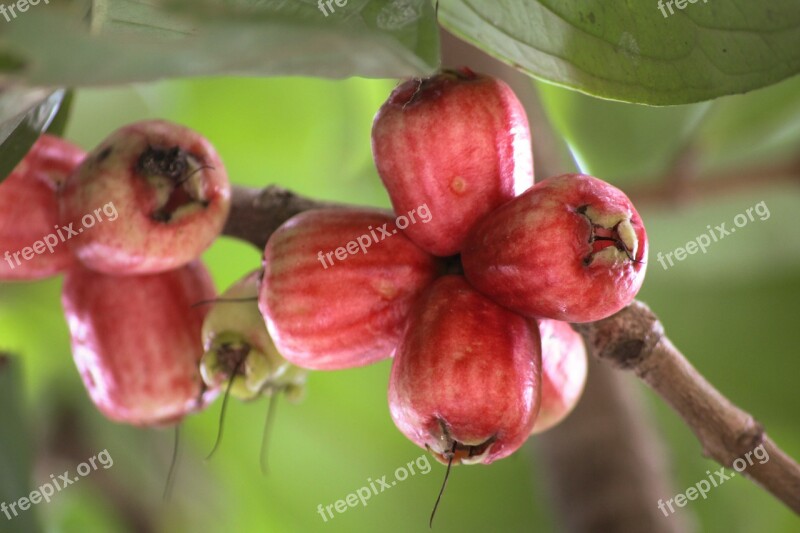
[
  {"left": 259, "top": 208, "right": 441, "bottom": 370},
  {"left": 59, "top": 120, "right": 230, "bottom": 274},
  {"left": 371, "top": 67, "right": 533, "bottom": 256},
  {"left": 531, "top": 319, "right": 588, "bottom": 434},
  {"left": 0, "top": 134, "right": 85, "bottom": 280},
  {"left": 388, "top": 275, "right": 541, "bottom": 465},
  {"left": 201, "top": 270, "right": 307, "bottom": 401},
  {"left": 62, "top": 260, "right": 217, "bottom": 426},
  {"left": 462, "top": 173, "right": 647, "bottom": 322}
]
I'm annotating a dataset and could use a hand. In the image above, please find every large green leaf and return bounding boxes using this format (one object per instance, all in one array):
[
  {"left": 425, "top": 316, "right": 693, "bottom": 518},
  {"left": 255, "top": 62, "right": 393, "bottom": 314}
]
[
  {"left": 439, "top": 0, "right": 800, "bottom": 105},
  {"left": 0, "top": 0, "right": 438, "bottom": 87}
]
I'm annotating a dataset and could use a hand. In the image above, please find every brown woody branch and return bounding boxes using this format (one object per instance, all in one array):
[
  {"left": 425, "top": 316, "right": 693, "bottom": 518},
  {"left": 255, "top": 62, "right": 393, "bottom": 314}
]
[
  {"left": 574, "top": 301, "right": 800, "bottom": 514},
  {"left": 222, "top": 185, "right": 342, "bottom": 251},
  {"left": 532, "top": 358, "right": 691, "bottom": 533},
  {"left": 222, "top": 184, "right": 800, "bottom": 517}
]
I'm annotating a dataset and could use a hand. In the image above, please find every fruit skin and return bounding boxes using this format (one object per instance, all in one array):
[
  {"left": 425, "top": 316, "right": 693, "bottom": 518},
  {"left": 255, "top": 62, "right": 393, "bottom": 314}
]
[
  {"left": 62, "top": 260, "right": 218, "bottom": 426},
  {"left": 462, "top": 173, "right": 648, "bottom": 323},
  {"left": 260, "top": 208, "right": 441, "bottom": 371},
  {"left": 0, "top": 135, "right": 85, "bottom": 280},
  {"left": 59, "top": 120, "right": 230, "bottom": 275},
  {"left": 201, "top": 270, "right": 307, "bottom": 401},
  {"left": 531, "top": 319, "right": 588, "bottom": 434},
  {"left": 371, "top": 67, "right": 533, "bottom": 257},
  {"left": 388, "top": 275, "right": 541, "bottom": 465}
]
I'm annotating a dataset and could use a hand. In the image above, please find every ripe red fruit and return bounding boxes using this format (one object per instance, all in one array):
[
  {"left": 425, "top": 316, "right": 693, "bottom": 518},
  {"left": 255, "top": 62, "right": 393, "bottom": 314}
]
[
  {"left": 0, "top": 135, "right": 85, "bottom": 280},
  {"left": 462, "top": 173, "right": 647, "bottom": 323},
  {"left": 59, "top": 120, "right": 230, "bottom": 275},
  {"left": 371, "top": 67, "right": 533, "bottom": 257},
  {"left": 259, "top": 208, "right": 441, "bottom": 370},
  {"left": 62, "top": 261, "right": 217, "bottom": 426},
  {"left": 531, "top": 319, "right": 588, "bottom": 434},
  {"left": 388, "top": 276, "right": 541, "bottom": 465}
]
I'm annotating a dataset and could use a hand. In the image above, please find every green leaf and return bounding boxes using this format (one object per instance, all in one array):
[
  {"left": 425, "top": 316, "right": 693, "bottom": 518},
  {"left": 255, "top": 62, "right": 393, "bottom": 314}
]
[
  {"left": 439, "top": 0, "right": 800, "bottom": 105},
  {"left": 0, "top": 90, "right": 67, "bottom": 184},
  {"left": 0, "top": 355, "right": 42, "bottom": 533},
  {"left": 0, "top": 0, "right": 439, "bottom": 86}
]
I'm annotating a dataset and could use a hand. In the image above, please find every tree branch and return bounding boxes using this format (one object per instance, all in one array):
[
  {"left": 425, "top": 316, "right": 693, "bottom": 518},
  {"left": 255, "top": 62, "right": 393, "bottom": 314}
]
[
  {"left": 222, "top": 185, "right": 342, "bottom": 250},
  {"left": 222, "top": 184, "right": 800, "bottom": 517},
  {"left": 532, "top": 358, "right": 692, "bottom": 533},
  {"left": 627, "top": 154, "right": 800, "bottom": 207},
  {"left": 574, "top": 301, "right": 800, "bottom": 514}
]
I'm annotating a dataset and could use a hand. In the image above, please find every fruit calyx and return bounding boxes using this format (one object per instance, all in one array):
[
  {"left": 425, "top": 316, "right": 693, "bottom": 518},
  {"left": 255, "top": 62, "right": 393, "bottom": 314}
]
[
  {"left": 578, "top": 204, "right": 640, "bottom": 266},
  {"left": 429, "top": 418, "right": 497, "bottom": 465},
  {"left": 137, "top": 145, "right": 212, "bottom": 222},
  {"left": 201, "top": 331, "right": 276, "bottom": 400},
  {"left": 390, "top": 67, "right": 482, "bottom": 108}
]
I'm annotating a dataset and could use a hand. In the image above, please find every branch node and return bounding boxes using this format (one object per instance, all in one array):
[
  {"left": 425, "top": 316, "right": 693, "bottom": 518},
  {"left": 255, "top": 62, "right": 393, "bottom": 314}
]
[{"left": 574, "top": 301, "right": 663, "bottom": 371}]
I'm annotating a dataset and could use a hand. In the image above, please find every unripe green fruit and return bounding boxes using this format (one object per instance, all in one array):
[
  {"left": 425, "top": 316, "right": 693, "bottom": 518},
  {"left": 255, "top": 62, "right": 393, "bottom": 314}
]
[{"left": 201, "top": 270, "right": 307, "bottom": 401}]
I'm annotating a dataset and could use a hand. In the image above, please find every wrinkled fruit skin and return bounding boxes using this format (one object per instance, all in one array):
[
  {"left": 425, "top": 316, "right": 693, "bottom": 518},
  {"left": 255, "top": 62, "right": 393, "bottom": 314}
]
[
  {"left": 372, "top": 67, "right": 533, "bottom": 257},
  {"left": 62, "top": 261, "right": 217, "bottom": 426},
  {"left": 0, "top": 135, "right": 85, "bottom": 280},
  {"left": 463, "top": 173, "right": 647, "bottom": 323},
  {"left": 260, "top": 208, "right": 441, "bottom": 371},
  {"left": 531, "top": 319, "right": 588, "bottom": 434},
  {"left": 59, "top": 120, "right": 231, "bottom": 275},
  {"left": 388, "top": 276, "right": 541, "bottom": 465},
  {"left": 201, "top": 270, "right": 307, "bottom": 401}
]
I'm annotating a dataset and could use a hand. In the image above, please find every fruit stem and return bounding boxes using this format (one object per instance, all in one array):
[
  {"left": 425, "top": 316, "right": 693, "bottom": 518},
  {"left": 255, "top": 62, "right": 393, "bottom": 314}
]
[
  {"left": 205, "top": 356, "right": 246, "bottom": 461},
  {"left": 430, "top": 441, "right": 457, "bottom": 528},
  {"left": 259, "top": 391, "right": 280, "bottom": 476},
  {"left": 162, "top": 423, "right": 181, "bottom": 501}
]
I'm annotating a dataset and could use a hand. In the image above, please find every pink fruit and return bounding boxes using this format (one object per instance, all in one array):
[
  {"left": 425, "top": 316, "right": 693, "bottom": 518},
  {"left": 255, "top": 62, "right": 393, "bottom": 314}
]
[
  {"left": 259, "top": 208, "right": 441, "bottom": 370},
  {"left": 388, "top": 276, "right": 541, "bottom": 465},
  {"left": 62, "top": 261, "right": 217, "bottom": 426},
  {"left": 59, "top": 120, "right": 230, "bottom": 275},
  {"left": 0, "top": 135, "right": 85, "bottom": 280},
  {"left": 531, "top": 319, "right": 588, "bottom": 434},
  {"left": 371, "top": 67, "right": 533, "bottom": 257},
  {"left": 462, "top": 173, "right": 647, "bottom": 323}
]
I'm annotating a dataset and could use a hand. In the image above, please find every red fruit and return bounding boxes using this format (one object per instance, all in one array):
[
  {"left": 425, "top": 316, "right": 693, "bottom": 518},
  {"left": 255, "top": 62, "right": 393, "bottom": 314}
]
[
  {"left": 388, "top": 276, "right": 541, "bottom": 465},
  {"left": 372, "top": 67, "right": 533, "bottom": 256},
  {"left": 531, "top": 319, "right": 588, "bottom": 434},
  {"left": 59, "top": 120, "right": 230, "bottom": 275},
  {"left": 462, "top": 173, "right": 647, "bottom": 323},
  {"left": 62, "top": 261, "right": 217, "bottom": 426},
  {"left": 259, "top": 208, "right": 441, "bottom": 370},
  {"left": 0, "top": 135, "right": 85, "bottom": 280}
]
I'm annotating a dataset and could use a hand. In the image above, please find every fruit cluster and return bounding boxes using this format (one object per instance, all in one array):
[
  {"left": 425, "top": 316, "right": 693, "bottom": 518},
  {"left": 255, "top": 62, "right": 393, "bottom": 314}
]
[
  {"left": 261, "top": 67, "right": 647, "bottom": 466},
  {"left": 0, "top": 124, "right": 303, "bottom": 432},
  {"left": 0, "top": 67, "right": 646, "bottom": 488}
]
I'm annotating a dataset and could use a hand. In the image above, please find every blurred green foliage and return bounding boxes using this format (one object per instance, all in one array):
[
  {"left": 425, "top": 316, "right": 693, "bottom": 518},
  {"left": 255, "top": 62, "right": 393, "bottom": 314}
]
[{"left": 0, "top": 72, "right": 799, "bottom": 533}]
